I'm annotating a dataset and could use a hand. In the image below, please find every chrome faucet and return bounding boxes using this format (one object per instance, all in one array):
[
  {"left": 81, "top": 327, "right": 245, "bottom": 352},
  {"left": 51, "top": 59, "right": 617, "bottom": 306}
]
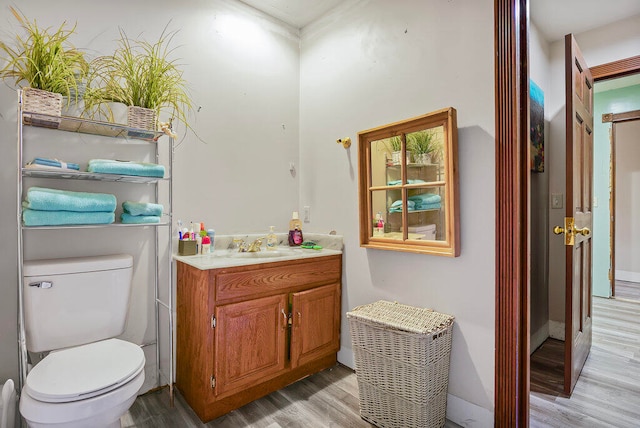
[{"left": 233, "top": 237, "right": 264, "bottom": 252}]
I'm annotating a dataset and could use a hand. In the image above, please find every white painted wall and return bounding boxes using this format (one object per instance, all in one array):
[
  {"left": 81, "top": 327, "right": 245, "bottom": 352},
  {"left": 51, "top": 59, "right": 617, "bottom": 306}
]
[
  {"left": 0, "top": 0, "right": 497, "bottom": 424},
  {"left": 529, "top": 22, "right": 551, "bottom": 352},
  {"left": 300, "top": 1, "right": 495, "bottom": 424},
  {"left": 546, "top": 14, "right": 640, "bottom": 325},
  {"left": 0, "top": 0, "right": 301, "bottom": 393}
]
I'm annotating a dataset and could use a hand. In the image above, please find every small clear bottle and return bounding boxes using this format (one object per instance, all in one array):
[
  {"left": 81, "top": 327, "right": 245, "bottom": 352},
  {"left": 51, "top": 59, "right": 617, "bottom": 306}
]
[{"left": 266, "top": 226, "right": 278, "bottom": 250}]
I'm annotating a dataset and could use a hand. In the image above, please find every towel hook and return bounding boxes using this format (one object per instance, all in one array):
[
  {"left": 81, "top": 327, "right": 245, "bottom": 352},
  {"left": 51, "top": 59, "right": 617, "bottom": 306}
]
[{"left": 336, "top": 137, "right": 351, "bottom": 149}]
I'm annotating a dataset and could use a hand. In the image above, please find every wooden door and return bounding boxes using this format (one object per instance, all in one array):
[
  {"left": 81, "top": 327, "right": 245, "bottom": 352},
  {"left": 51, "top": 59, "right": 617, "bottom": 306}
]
[
  {"left": 214, "top": 294, "right": 288, "bottom": 397},
  {"left": 290, "top": 283, "right": 341, "bottom": 368},
  {"left": 563, "top": 33, "right": 594, "bottom": 395}
]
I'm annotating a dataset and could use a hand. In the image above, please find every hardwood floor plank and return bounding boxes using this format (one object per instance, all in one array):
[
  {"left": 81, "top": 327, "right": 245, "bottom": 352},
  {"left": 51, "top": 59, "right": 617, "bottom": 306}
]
[
  {"left": 124, "top": 364, "right": 461, "bottom": 427},
  {"left": 530, "top": 297, "right": 640, "bottom": 427},
  {"left": 614, "top": 280, "right": 640, "bottom": 301}
]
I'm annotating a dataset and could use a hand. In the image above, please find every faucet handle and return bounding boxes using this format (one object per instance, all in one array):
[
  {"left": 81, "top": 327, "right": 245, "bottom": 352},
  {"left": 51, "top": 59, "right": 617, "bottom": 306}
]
[{"left": 232, "top": 238, "right": 248, "bottom": 252}]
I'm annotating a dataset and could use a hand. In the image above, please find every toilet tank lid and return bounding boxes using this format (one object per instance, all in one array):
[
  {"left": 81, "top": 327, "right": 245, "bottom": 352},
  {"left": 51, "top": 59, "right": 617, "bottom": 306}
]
[{"left": 23, "top": 254, "right": 133, "bottom": 277}]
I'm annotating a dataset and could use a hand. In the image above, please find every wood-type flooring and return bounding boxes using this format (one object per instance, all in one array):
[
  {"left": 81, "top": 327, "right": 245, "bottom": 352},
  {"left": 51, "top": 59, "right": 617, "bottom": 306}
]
[
  {"left": 530, "top": 296, "right": 640, "bottom": 427},
  {"left": 122, "top": 364, "right": 460, "bottom": 427}
]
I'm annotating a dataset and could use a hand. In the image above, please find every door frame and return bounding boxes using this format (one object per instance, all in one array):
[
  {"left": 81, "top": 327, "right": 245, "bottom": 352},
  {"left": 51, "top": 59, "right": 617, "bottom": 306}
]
[
  {"left": 603, "top": 109, "right": 640, "bottom": 297},
  {"left": 494, "top": 0, "right": 640, "bottom": 425}
]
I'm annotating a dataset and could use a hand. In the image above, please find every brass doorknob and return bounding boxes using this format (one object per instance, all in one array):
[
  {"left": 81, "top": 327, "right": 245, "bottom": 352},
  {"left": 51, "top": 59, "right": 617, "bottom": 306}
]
[
  {"left": 553, "top": 226, "right": 564, "bottom": 235},
  {"left": 574, "top": 226, "right": 590, "bottom": 236}
]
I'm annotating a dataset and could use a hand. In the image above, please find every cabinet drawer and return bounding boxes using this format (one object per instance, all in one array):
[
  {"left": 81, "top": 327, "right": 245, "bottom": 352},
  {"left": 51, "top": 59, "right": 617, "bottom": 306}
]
[{"left": 215, "top": 256, "right": 341, "bottom": 302}]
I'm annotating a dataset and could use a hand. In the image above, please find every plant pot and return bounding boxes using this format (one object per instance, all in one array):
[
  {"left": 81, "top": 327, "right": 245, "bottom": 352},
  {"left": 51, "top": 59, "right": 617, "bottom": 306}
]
[
  {"left": 61, "top": 98, "right": 84, "bottom": 118},
  {"left": 21, "top": 88, "right": 62, "bottom": 127},
  {"left": 128, "top": 106, "right": 157, "bottom": 131},
  {"left": 22, "top": 87, "right": 62, "bottom": 115},
  {"left": 417, "top": 153, "right": 432, "bottom": 165},
  {"left": 391, "top": 151, "right": 412, "bottom": 166}
]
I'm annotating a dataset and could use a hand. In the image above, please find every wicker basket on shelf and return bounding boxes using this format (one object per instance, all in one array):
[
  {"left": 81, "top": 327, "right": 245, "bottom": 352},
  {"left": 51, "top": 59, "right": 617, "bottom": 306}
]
[
  {"left": 347, "top": 300, "right": 454, "bottom": 428},
  {"left": 127, "top": 106, "right": 157, "bottom": 131},
  {"left": 22, "top": 88, "right": 62, "bottom": 116}
]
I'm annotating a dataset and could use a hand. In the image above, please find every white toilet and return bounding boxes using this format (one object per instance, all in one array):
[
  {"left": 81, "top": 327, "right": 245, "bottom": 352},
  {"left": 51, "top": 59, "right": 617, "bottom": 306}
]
[{"left": 19, "top": 254, "right": 145, "bottom": 428}]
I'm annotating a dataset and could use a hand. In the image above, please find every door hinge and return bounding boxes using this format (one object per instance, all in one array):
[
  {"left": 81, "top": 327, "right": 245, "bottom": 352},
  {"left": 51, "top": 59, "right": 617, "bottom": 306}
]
[
  {"left": 210, "top": 375, "right": 216, "bottom": 389},
  {"left": 211, "top": 315, "right": 216, "bottom": 329},
  {"left": 608, "top": 269, "right": 612, "bottom": 281}
]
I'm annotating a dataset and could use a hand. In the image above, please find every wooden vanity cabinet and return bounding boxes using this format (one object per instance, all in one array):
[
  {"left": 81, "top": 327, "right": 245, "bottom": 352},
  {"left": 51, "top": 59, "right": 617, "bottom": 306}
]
[{"left": 176, "top": 255, "right": 342, "bottom": 422}]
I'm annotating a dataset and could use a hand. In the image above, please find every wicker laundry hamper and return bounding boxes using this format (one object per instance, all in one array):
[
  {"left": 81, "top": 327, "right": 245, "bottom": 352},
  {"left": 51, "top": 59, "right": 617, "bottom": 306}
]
[{"left": 347, "top": 300, "right": 454, "bottom": 428}]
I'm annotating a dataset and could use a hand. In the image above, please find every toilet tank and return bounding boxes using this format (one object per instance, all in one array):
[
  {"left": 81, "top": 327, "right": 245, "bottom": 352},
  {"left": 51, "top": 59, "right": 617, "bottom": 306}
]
[{"left": 23, "top": 254, "right": 133, "bottom": 353}]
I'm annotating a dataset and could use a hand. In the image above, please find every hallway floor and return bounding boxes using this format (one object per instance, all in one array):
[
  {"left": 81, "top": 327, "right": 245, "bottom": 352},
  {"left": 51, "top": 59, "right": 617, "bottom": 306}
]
[{"left": 530, "top": 297, "right": 640, "bottom": 427}]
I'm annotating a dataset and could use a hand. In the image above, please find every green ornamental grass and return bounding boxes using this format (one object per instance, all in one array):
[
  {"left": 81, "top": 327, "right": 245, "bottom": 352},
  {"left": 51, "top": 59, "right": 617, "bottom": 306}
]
[
  {"left": 85, "top": 26, "right": 194, "bottom": 134},
  {"left": 0, "top": 7, "right": 87, "bottom": 101}
]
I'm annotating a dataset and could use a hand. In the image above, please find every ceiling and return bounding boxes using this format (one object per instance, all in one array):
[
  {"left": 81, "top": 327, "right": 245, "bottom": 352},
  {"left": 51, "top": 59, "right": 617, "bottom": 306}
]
[
  {"left": 237, "top": 0, "right": 344, "bottom": 28},
  {"left": 239, "top": 0, "right": 640, "bottom": 40},
  {"left": 531, "top": 0, "right": 640, "bottom": 42}
]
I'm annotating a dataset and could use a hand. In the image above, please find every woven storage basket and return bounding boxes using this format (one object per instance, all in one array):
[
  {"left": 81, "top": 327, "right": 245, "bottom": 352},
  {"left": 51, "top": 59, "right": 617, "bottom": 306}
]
[
  {"left": 347, "top": 300, "right": 454, "bottom": 428},
  {"left": 127, "top": 106, "right": 157, "bottom": 131},
  {"left": 22, "top": 88, "right": 62, "bottom": 116}
]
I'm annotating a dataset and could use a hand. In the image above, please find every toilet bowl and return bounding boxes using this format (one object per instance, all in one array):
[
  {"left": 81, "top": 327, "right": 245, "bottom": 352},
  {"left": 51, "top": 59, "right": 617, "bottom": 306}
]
[
  {"left": 19, "top": 254, "right": 143, "bottom": 427},
  {"left": 20, "top": 338, "right": 145, "bottom": 428}
]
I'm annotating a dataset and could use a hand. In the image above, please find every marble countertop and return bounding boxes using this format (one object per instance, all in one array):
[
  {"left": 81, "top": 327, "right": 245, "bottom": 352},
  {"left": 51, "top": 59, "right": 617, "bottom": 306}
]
[{"left": 173, "top": 232, "right": 343, "bottom": 270}]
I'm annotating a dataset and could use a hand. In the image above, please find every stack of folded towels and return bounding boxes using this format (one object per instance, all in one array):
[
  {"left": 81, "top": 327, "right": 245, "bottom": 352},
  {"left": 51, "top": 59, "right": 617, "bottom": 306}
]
[
  {"left": 408, "top": 193, "right": 442, "bottom": 210},
  {"left": 23, "top": 187, "right": 116, "bottom": 226},
  {"left": 121, "top": 201, "right": 163, "bottom": 224},
  {"left": 388, "top": 193, "right": 442, "bottom": 213},
  {"left": 87, "top": 159, "right": 165, "bottom": 178}
]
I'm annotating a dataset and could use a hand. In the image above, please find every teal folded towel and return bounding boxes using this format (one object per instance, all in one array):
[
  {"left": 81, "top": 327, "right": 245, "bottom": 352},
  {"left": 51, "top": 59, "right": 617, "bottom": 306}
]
[
  {"left": 23, "top": 209, "right": 115, "bottom": 226},
  {"left": 88, "top": 159, "right": 165, "bottom": 178},
  {"left": 122, "top": 201, "right": 163, "bottom": 216},
  {"left": 23, "top": 187, "right": 117, "bottom": 212},
  {"left": 414, "top": 202, "right": 441, "bottom": 210},
  {"left": 389, "top": 200, "right": 415, "bottom": 213},
  {"left": 408, "top": 193, "right": 441, "bottom": 205},
  {"left": 387, "top": 179, "right": 426, "bottom": 186},
  {"left": 120, "top": 213, "right": 161, "bottom": 224},
  {"left": 31, "top": 157, "right": 80, "bottom": 170}
]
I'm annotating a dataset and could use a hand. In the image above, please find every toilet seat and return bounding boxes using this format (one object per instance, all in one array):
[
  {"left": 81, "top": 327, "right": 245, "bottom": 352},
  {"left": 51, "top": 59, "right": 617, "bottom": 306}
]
[{"left": 25, "top": 339, "right": 145, "bottom": 403}]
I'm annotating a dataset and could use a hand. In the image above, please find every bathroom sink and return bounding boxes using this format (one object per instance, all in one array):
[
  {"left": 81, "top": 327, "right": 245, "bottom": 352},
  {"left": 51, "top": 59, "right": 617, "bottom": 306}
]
[{"left": 230, "top": 250, "right": 293, "bottom": 259}]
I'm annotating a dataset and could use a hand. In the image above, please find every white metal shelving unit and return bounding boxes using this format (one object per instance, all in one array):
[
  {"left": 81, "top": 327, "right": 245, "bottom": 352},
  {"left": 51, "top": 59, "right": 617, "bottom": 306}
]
[{"left": 15, "top": 90, "right": 175, "bottom": 404}]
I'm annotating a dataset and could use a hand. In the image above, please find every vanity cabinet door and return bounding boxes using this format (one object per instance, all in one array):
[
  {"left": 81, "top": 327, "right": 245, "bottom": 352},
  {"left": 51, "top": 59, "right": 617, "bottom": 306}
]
[
  {"left": 214, "top": 294, "right": 288, "bottom": 397},
  {"left": 290, "top": 283, "right": 341, "bottom": 368}
]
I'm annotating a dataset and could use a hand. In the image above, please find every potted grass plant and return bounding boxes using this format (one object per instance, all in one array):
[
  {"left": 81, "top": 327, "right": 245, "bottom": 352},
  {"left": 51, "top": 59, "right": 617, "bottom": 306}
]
[
  {"left": 387, "top": 136, "right": 411, "bottom": 165},
  {"left": 408, "top": 130, "right": 436, "bottom": 165},
  {"left": 84, "top": 26, "right": 193, "bottom": 134},
  {"left": 0, "top": 7, "right": 88, "bottom": 117}
]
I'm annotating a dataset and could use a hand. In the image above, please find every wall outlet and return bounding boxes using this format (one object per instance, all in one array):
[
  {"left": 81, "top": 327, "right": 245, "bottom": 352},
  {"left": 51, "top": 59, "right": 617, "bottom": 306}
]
[
  {"left": 551, "top": 193, "right": 563, "bottom": 209},
  {"left": 303, "top": 206, "right": 310, "bottom": 223}
]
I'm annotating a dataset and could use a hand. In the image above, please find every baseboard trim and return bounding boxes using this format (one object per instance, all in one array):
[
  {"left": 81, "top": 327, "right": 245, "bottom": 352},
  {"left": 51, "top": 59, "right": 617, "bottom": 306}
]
[
  {"left": 446, "top": 394, "right": 493, "bottom": 427},
  {"left": 616, "top": 270, "right": 640, "bottom": 283},
  {"left": 338, "top": 347, "right": 355, "bottom": 369},
  {"left": 530, "top": 322, "right": 549, "bottom": 354},
  {"left": 549, "top": 320, "right": 565, "bottom": 341}
]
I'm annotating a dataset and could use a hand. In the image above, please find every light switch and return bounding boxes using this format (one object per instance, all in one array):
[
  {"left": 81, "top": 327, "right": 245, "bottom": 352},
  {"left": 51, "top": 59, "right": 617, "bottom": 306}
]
[
  {"left": 303, "top": 206, "right": 310, "bottom": 223},
  {"left": 551, "top": 193, "right": 563, "bottom": 209}
]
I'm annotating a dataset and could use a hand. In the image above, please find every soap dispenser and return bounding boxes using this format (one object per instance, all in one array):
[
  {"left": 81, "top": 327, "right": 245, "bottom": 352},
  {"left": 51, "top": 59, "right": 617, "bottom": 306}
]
[
  {"left": 288, "top": 211, "right": 304, "bottom": 246},
  {"left": 266, "top": 226, "right": 278, "bottom": 250}
]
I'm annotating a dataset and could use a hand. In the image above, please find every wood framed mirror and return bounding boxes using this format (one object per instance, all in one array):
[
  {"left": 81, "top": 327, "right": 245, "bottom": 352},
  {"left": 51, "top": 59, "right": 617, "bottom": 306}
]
[{"left": 358, "top": 107, "right": 460, "bottom": 256}]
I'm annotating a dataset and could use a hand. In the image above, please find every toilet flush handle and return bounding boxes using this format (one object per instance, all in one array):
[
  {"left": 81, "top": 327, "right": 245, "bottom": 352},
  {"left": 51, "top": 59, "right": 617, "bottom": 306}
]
[{"left": 29, "top": 281, "right": 52, "bottom": 289}]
